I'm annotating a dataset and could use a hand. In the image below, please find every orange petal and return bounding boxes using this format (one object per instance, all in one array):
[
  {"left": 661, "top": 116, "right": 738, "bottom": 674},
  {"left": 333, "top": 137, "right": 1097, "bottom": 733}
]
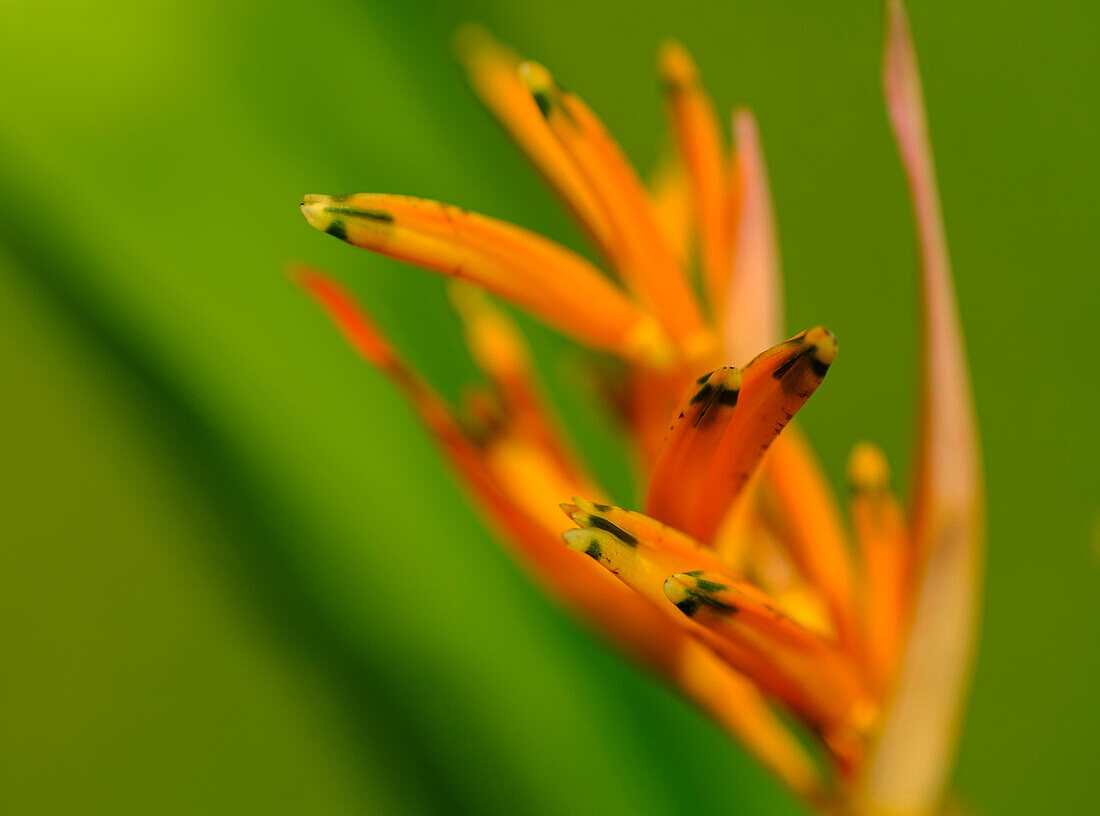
[
  {"left": 860, "top": 3, "right": 984, "bottom": 813},
  {"left": 762, "top": 429, "right": 859, "bottom": 654},
  {"left": 564, "top": 501, "right": 869, "bottom": 751},
  {"left": 673, "top": 637, "right": 827, "bottom": 802},
  {"left": 643, "top": 366, "right": 743, "bottom": 535},
  {"left": 300, "top": 194, "right": 669, "bottom": 364},
  {"left": 449, "top": 285, "right": 593, "bottom": 489},
  {"left": 562, "top": 498, "right": 732, "bottom": 601},
  {"left": 294, "top": 265, "right": 545, "bottom": 540},
  {"left": 721, "top": 109, "right": 783, "bottom": 362},
  {"left": 659, "top": 41, "right": 731, "bottom": 311},
  {"left": 665, "top": 571, "right": 872, "bottom": 770},
  {"left": 453, "top": 26, "right": 614, "bottom": 254},
  {"left": 647, "top": 154, "right": 694, "bottom": 268},
  {"left": 562, "top": 501, "right": 833, "bottom": 791},
  {"left": 645, "top": 328, "right": 837, "bottom": 544},
  {"left": 292, "top": 264, "right": 400, "bottom": 371},
  {"left": 520, "top": 62, "right": 710, "bottom": 356},
  {"left": 848, "top": 443, "right": 911, "bottom": 693}
]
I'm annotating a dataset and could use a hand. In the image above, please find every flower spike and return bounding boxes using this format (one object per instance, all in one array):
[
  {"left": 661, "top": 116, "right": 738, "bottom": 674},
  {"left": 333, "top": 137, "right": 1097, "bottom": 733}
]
[{"left": 299, "top": 15, "right": 984, "bottom": 810}]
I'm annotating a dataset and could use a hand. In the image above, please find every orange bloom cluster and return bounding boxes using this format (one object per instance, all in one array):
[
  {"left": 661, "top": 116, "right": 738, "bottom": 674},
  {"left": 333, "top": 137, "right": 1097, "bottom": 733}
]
[{"left": 296, "top": 3, "right": 982, "bottom": 813}]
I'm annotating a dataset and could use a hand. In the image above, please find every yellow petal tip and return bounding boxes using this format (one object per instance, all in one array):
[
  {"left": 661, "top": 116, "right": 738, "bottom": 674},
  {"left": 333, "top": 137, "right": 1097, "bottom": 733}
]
[
  {"left": 658, "top": 39, "right": 698, "bottom": 87},
  {"left": 847, "top": 442, "right": 891, "bottom": 493},
  {"left": 804, "top": 326, "right": 838, "bottom": 366},
  {"left": 300, "top": 195, "right": 335, "bottom": 234}
]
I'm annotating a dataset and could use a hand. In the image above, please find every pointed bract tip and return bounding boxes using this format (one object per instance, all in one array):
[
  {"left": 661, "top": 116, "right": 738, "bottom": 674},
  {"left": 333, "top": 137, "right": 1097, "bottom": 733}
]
[
  {"left": 663, "top": 573, "right": 693, "bottom": 604},
  {"left": 563, "top": 528, "right": 607, "bottom": 561},
  {"left": 847, "top": 442, "right": 891, "bottom": 493},
  {"left": 658, "top": 39, "right": 698, "bottom": 86},
  {"left": 518, "top": 60, "right": 555, "bottom": 90},
  {"left": 285, "top": 261, "right": 316, "bottom": 287},
  {"left": 452, "top": 22, "right": 495, "bottom": 62},
  {"left": 803, "top": 326, "right": 838, "bottom": 366},
  {"left": 300, "top": 195, "right": 335, "bottom": 233},
  {"left": 518, "top": 60, "right": 559, "bottom": 115},
  {"left": 706, "top": 365, "right": 742, "bottom": 391},
  {"left": 665, "top": 572, "right": 738, "bottom": 617}
]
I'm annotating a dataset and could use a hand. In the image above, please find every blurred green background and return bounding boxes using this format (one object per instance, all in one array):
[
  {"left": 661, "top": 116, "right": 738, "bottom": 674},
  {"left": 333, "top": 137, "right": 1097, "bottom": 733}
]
[{"left": 1, "top": 1, "right": 1096, "bottom": 813}]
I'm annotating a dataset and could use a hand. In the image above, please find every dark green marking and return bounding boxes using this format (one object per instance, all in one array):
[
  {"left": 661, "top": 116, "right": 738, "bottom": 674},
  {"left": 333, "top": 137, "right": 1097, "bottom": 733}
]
[
  {"left": 698, "top": 593, "right": 739, "bottom": 616},
  {"left": 584, "top": 539, "right": 602, "bottom": 560},
  {"left": 532, "top": 89, "right": 553, "bottom": 119},
  {"left": 808, "top": 355, "right": 831, "bottom": 378},
  {"left": 591, "top": 502, "right": 612, "bottom": 513},
  {"left": 323, "top": 206, "right": 395, "bottom": 222},
  {"left": 587, "top": 517, "right": 638, "bottom": 546},
  {"left": 674, "top": 597, "right": 701, "bottom": 617},
  {"left": 695, "top": 373, "right": 711, "bottom": 385},
  {"left": 690, "top": 383, "right": 715, "bottom": 405},
  {"left": 771, "top": 349, "right": 806, "bottom": 380},
  {"left": 716, "top": 388, "right": 739, "bottom": 407},
  {"left": 680, "top": 573, "right": 738, "bottom": 615},
  {"left": 325, "top": 220, "right": 348, "bottom": 241},
  {"left": 692, "top": 576, "right": 728, "bottom": 594},
  {"left": 772, "top": 346, "right": 830, "bottom": 387}
]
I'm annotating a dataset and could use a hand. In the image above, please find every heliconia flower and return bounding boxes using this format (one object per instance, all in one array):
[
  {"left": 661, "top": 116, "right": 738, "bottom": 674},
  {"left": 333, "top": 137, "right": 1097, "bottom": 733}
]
[{"left": 295, "top": 2, "right": 982, "bottom": 813}]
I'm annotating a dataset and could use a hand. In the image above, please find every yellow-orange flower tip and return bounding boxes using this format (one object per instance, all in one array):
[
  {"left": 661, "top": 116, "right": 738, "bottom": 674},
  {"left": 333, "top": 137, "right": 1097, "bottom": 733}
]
[
  {"left": 762, "top": 326, "right": 837, "bottom": 393},
  {"left": 563, "top": 502, "right": 640, "bottom": 547},
  {"left": 847, "top": 442, "right": 891, "bottom": 495},
  {"left": 683, "top": 365, "right": 743, "bottom": 426},
  {"left": 663, "top": 571, "right": 738, "bottom": 618},
  {"left": 658, "top": 39, "right": 700, "bottom": 90},
  {"left": 563, "top": 526, "right": 623, "bottom": 563},
  {"left": 518, "top": 61, "right": 562, "bottom": 120},
  {"left": 452, "top": 22, "right": 496, "bottom": 64},
  {"left": 300, "top": 194, "right": 393, "bottom": 244}
]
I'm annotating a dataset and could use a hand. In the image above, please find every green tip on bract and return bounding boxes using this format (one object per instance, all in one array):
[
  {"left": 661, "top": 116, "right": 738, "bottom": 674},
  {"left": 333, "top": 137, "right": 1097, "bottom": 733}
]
[
  {"left": 772, "top": 326, "right": 838, "bottom": 385},
  {"left": 663, "top": 573, "right": 700, "bottom": 616},
  {"left": 563, "top": 528, "right": 607, "bottom": 561},
  {"left": 300, "top": 194, "right": 337, "bottom": 234},
  {"left": 805, "top": 326, "right": 838, "bottom": 366},
  {"left": 847, "top": 441, "right": 891, "bottom": 494},
  {"left": 519, "top": 61, "right": 559, "bottom": 118},
  {"left": 658, "top": 39, "right": 698, "bottom": 89},
  {"left": 665, "top": 573, "right": 738, "bottom": 617}
]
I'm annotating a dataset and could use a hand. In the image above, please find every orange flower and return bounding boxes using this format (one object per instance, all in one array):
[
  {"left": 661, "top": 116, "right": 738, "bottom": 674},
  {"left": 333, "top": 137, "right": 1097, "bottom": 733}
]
[{"left": 296, "top": 2, "right": 982, "bottom": 813}]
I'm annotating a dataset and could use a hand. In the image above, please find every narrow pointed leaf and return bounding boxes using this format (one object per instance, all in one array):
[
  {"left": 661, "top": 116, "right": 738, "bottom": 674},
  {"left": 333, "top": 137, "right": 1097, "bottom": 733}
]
[{"left": 860, "top": 4, "right": 985, "bottom": 813}]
